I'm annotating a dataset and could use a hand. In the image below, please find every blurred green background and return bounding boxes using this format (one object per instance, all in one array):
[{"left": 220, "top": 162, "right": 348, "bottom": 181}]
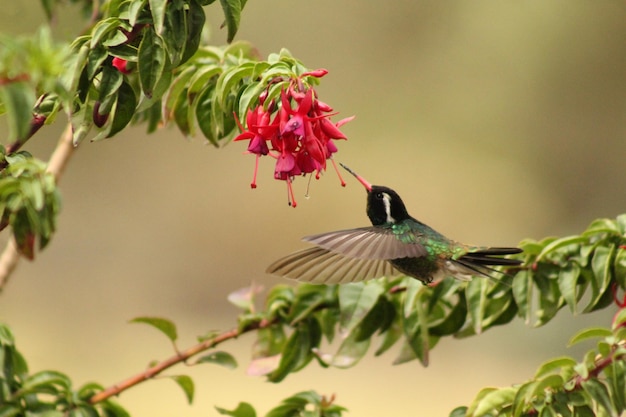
[{"left": 2, "top": 1, "right": 626, "bottom": 415}]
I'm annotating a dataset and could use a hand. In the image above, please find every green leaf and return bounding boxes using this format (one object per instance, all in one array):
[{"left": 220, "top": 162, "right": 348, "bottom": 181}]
[
  {"left": 90, "top": 17, "right": 123, "bottom": 49},
  {"left": 583, "top": 218, "right": 620, "bottom": 237},
  {"left": 219, "top": 0, "right": 242, "bottom": 43},
  {"left": 581, "top": 379, "right": 617, "bottom": 417},
  {"left": 586, "top": 244, "right": 615, "bottom": 312},
  {"left": 99, "top": 401, "right": 131, "bottom": 417},
  {"left": 106, "top": 81, "right": 137, "bottom": 138},
  {"left": 558, "top": 263, "right": 581, "bottom": 314},
  {"left": 169, "top": 375, "right": 194, "bottom": 404},
  {"left": 215, "top": 62, "right": 255, "bottom": 108},
  {"left": 149, "top": 0, "right": 168, "bottom": 34},
  {"left": 20, "top": 370, "right": 71, "bottom": 394},
  {"left": 534, "top": 356, "right": 577, "bottom": 379},
  {"left": 326, "top": 328, "right": 370, "bottom": 369},
  {"left": 129, "top": 0, "right": 148, "bottom": 26},
  {"left": 130, "top": 316, "right": 178, "bottom": 342},
  {"left": 466, "top": 278, "right": 488, "bottom": 334},
  {"left": 568, "top": 327, "right": 612, "bottom": 347},
  {"left": 268, "top": 319, "right": 319, "bottom": 382},
  {"left": 401, "top": 285, "right": 431, "bottom": 366},
  {"left": 466, "top": 387, "right": 497, "bottom": 417},
  {"left": 613, "top": 248, "right": 626, "bottom": 290},
  {"left": 512, "top": 270, "right": 533, "bottom": 325},
  {"left": 215, "top": 402, "right": 256, "bottom": 417},
  {"left": 338, "top": 281, "right": 384, "bottom": 335},
  {"left": 195, "top": 351, "right": 237, "bottom": 369},
  {"left": 530, "top": 374, "right": 564, "bottom": 400},
  {"left": 138, "top": 27, "right": 166, "bottom": 98},
  {"left": 195, "top": 84, "right": 219, "bottom": 146},
  {"left": 289, "top": 284, "right": 335, "bottom": 325},
  {"left": 471, "top": 387, "right": 516, "bottom": 417},
  {"left": 449, "top": 407, "right": 468, "bottom": 417},
  {"left": 180, "top": 0, "right": 206, "bottom": 64},
  {"left": 607, "top": 359, "right": 626, "bottom": 411},
  {"left": 0, "top": 82, "right": 36, "bottom": 142},
  {"left": 161, "top": 0, "right": 186, "bottom": 66},
  {"left": 536, "top": 235, "right": 589, "bottom": 262},
  {"left": 97, "top": 66, "right": 124, "bottom": 114}
]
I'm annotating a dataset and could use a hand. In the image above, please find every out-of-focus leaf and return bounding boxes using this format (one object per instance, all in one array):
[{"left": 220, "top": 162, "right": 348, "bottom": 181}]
[
  {"left": 106, "top": 81, "right": 136, "bottom": 138},
  {"left": 169, "top": 375, "right": 194, "bottom": 404},
  {"left": 195, "top": 351, "right": 237, "bottom": 369},
  {"left": 470, "top": 387, "right": 516, "bottom": 417},
  {"left": 138, "top": 28, "right": 166, "bottom": 98},
  {"left": 338, "top": 281, "right": 384, "bottom": 335},
  {"left": 325, "top": 328, "right": 370, "bottom": 369},
  {"left": 268, "top": 319, "right": 320, "bottom": 382},
  {"left": 568, "top": 327, "right": 612, "bottom": 347},
  {"left": 586, "top": 245, "right": 615, "bottom": 312},
  {"left": 288, "top": 284, "right": 335, "bottom": 325},
  {"left": 583, "top": 218, "right": 620, "bottom": 237},
  {"left": 20, "top": 370, "right": 71, "bottom": 394},
  {"left": 215, "top": 402, "right": 256, "bottom": 417},
  {"left": 558, "top": 263, "right": 580, "bottom": 314},
  {"left": 466, "top": 278, "right": 488, "bottom": 334},
  {"left": 180, "top": 0, "right": 206, "bottom": 64},
  {"left": 0, "top": 82, "right": 35, "bottom": 142},
  {"left": 534, "top": 356, "right": 577, "bottom": 379},
  {"left": 219, "top": 0, "right": 242, "bottom": 43},
  {"left": 130, "top": 316, "right": 177, "bottom": 342},
  {"left": 581, "top": 379, "right": 616, "bottom": 417},
  {"left": 149, "top": 0, "right": 168, "bottom": 34}
]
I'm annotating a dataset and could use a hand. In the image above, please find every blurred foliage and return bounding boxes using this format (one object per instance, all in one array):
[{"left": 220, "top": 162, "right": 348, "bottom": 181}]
[
  {"left": 0, "top": 0, "right": 329, "bottom": 257},
  {"left": 0, "top": 151, "right": 60, "bottom": 259}
]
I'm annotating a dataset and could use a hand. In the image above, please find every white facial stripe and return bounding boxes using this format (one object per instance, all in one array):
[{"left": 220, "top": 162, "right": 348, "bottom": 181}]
[{"left": 382, "top": 192, "right": 396, "bottom": 223}]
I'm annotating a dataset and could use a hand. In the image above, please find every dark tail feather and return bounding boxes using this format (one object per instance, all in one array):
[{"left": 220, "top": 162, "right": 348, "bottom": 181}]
[
  {"left": 455, "top": 247, "right": 523, "bottom": 283},
  {"left": 460, "top": 247, "right": 523, "bottom": 267}
]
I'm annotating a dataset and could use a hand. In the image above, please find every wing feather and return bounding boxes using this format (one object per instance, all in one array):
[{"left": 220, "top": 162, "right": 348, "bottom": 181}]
[
  {"left": 266, "top": 247, "right": 399, "bottom": 284},
  {"left": 303, "top": 227, "right": 427, "bottom": 260}
]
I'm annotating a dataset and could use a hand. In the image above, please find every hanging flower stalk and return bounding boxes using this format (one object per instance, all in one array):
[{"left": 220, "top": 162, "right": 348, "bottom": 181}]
[{"left": 234, "top": 69, "right": 354, "bottom": 207}]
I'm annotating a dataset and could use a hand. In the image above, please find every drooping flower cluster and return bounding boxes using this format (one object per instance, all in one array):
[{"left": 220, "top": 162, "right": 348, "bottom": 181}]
[{"left": 235, "top": 70, "right": 353, "bottom": 207}]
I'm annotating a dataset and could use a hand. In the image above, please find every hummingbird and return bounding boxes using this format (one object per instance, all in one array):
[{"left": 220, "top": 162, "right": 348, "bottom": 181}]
[{"left": 266, "top": 164, "right": 523, "bottom": 285}]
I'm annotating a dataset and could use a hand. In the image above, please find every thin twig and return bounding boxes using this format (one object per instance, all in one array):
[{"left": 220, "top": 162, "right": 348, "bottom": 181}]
[
  {"left": 0, "top": 123, "right": 75, "bottom": 292},
  {"left": 88, "top": 317, "right": 276, "bottom": 404}
]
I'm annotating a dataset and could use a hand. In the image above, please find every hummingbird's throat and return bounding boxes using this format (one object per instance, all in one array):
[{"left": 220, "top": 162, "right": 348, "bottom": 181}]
[{"left": 381, "top": 192, "right": 396, "bottom": 223}]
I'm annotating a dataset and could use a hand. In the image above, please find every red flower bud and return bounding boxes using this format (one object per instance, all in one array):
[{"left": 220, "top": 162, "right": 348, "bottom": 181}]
[
  {"left": 112, "top": 57, "right": 132, "bottom": 74},
  {"left": 302, "top": 68, "right": 329, "bottom": 78},
  {"left": 92, "top": 102, "right": 109, "bottom": 128}
]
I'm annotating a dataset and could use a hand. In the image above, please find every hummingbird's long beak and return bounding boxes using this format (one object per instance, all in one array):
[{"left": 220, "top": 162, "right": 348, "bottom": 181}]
[{"left": 339, "top": 163, "right": 373, "bottom": 191}]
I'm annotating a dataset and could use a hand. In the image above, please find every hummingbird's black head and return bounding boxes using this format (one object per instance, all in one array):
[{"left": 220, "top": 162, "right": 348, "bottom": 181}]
[{"left": 366, "top": 185, "right": 411, "bottom": 226}]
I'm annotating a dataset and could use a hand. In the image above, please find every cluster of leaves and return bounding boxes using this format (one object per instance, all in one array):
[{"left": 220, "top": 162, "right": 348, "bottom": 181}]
[
  {"left": 0, "top": 151, "right": 60, "bottom": 259},
  {"left": 0, "top": 323, "right": 130, "bottom": 417},
  {"left": 161, "top": 45, "right": 327, "bottom": 148},
  {"left": 217, "top": 391, "right": 346, "bottom": 417},
  {"left": 0, "top": 0, "right": 254, "bottom": 147},
  {"left": 0, "top": 318, "right": 346, "bottom": 417},
  {"left": 0, "top": 0, "right": 336, "bottom": 259},
  {"left": 70, "top": 215, "right": 624, "bottom": 416},
  {"left": 454, "top": 307, "right": 626, "bottom": 417},
  {"left": 231, "top": 216, "right": 626, "bottom": 379}
]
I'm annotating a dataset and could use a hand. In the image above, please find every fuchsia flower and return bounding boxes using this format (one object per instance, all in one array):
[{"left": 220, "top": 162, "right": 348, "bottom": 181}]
[{"left": 235, "top": 70, "right": 353, "bottom": 206}]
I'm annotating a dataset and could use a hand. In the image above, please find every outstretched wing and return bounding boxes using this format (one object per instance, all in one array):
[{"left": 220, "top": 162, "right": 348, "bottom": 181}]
[
  {"left": 266, "top": 246, "right": 399, "bottom": 284},
  {"left": 303, "top": 226, "right": 428, "bottom": 260}
]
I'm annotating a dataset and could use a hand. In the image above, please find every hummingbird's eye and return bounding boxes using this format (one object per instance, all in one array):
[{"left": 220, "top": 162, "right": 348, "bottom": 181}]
[{"left": 375, "top": 192, "right": 384, "bottom": 200}]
